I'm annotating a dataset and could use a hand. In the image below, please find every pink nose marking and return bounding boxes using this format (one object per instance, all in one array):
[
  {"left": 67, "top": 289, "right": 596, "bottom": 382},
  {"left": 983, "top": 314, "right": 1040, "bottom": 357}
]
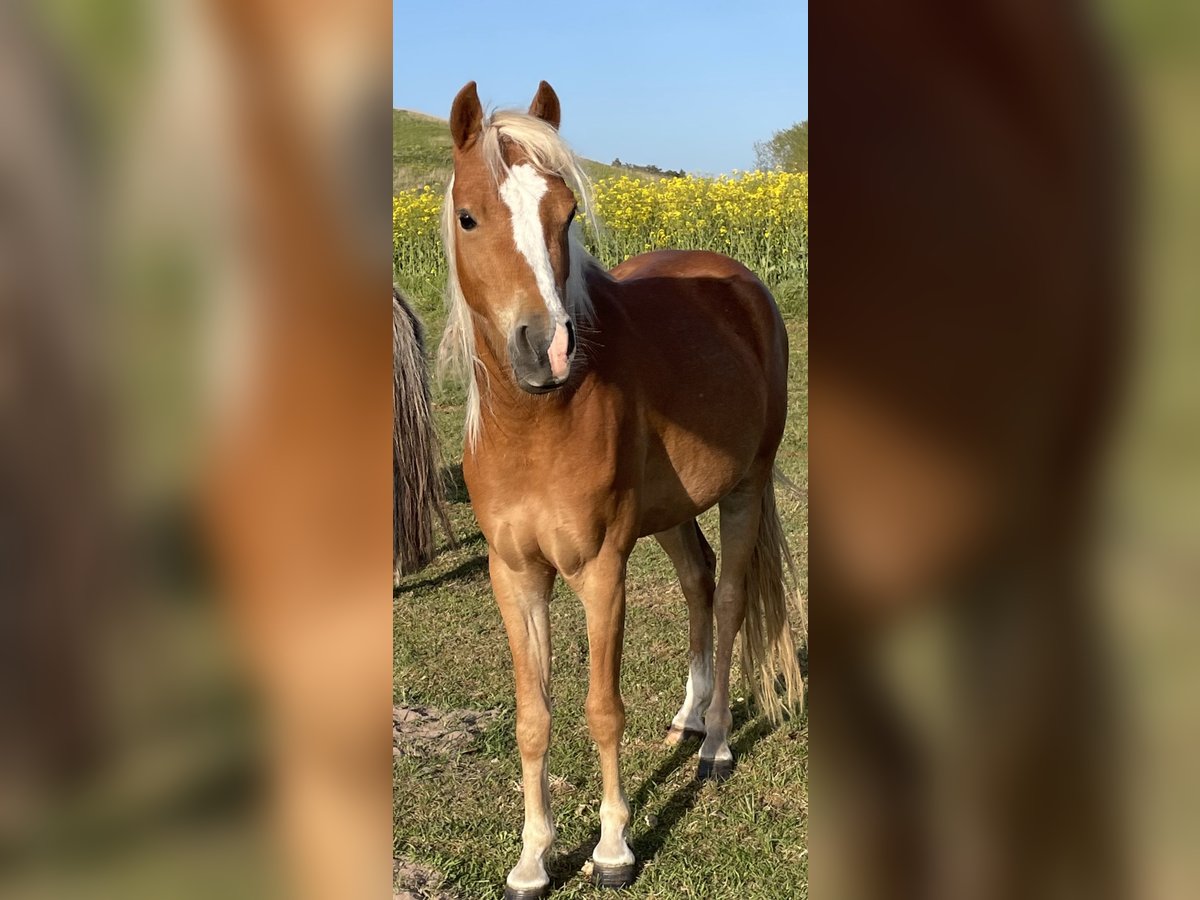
[{"left": 548, "top": 323, "right": 570, "bottom": 378}]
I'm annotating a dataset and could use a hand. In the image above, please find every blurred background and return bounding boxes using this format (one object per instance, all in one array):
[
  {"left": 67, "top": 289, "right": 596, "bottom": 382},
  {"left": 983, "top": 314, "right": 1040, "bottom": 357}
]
[
  {"left": 811, "top": 1, "right": 1200, "bottom": 897},
  {"left": 0, "top": 0, "right": 390, "bottom": 897},
  {"left": 1101, "top": 0, "right": 1200, "bottom": 894},
  {"left": 1, "top": 0, "right": 1199, "bottom": 898}
]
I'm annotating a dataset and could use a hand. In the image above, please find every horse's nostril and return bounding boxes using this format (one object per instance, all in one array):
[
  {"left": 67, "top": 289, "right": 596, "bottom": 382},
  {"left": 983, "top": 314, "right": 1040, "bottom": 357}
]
[
  {"left": 565, "top": 320, "right": 576, "bottom": 357},
  {"left": 515, "top": 324, "right": 535, "bottom": 356}
]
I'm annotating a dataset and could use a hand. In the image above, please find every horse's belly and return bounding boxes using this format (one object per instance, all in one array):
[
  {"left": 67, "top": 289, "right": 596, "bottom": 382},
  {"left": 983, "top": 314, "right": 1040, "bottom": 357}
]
[{"left": 635, "top": 436, "right": 749, "bottom": 536}]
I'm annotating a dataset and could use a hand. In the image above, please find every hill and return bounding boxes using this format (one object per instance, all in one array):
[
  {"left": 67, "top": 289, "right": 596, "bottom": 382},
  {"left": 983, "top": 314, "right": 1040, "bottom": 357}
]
[
  {"left": 393, "top": 110, "right": 455, "bottom": 193},
  {"left": 393, "top": 109, "right": 660, "bottom": 194}
]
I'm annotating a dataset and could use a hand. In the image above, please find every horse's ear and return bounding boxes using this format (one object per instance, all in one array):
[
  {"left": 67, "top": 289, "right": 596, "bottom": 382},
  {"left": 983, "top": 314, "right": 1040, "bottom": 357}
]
[
  {"left": 450, "top": 81, "right": 483, "bottom": 149},
  {"left": 528, "top": 80, "right": 561, "bottom": 131}
]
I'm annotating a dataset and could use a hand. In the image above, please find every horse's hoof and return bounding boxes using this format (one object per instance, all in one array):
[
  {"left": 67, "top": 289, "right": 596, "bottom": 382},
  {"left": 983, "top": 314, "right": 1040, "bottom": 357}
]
[
  {"left": 697, "top": 757, "right": 735, "bottom": 782},
  {"left": 503, "top": 886, "right": 547, "bottom": 900},
  {"left": 664, "top": 725, "right": 705, "bottom": 746},
  {"left": 591, "top": 861, "right": 637, "bottom": 889}
]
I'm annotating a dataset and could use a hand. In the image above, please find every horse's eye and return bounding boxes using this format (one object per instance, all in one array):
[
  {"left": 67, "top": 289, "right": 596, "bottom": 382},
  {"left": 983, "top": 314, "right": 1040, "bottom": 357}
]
[{"left": 457, "top": 210, "right": 477, "bottom": 231}]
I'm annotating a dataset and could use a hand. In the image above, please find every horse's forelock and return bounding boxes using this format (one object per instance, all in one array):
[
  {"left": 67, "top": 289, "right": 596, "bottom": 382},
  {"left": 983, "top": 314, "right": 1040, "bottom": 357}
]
[{"left": 480, "top": 111, "right": 596, "bottom": 230}]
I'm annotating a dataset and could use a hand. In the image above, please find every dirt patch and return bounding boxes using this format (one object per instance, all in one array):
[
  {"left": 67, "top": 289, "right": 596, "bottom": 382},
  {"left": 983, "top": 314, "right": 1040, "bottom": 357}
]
[
  {"left": 393, "top": 705, "right": 501, "bottom": 758},
  {"left": 394, "top": 857, "right": 456, "bottom": 900}
]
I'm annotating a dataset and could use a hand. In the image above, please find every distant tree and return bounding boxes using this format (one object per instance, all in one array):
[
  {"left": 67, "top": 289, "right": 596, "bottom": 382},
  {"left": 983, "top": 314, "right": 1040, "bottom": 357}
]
[
  {"left": 755, "top": 121, "right": 808, "bottom": 172},
  {"left": 609, "top": 158, "right": 686, "bottom": 179}
]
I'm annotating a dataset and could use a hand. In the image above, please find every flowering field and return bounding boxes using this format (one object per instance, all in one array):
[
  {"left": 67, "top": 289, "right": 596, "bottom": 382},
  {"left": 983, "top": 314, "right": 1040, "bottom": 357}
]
[{"left": 392, "top": 171, "right": 808, "bottom": 294}]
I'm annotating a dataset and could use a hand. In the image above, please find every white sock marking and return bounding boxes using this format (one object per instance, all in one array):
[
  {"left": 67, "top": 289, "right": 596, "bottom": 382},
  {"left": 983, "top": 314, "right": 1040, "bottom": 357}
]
[{"left": 672, "top": 652, "right": 713, "bottom": 733}]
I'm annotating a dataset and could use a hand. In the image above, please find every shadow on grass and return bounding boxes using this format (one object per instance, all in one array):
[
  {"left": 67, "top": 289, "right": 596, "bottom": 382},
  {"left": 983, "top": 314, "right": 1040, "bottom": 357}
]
[
  {"left": 397, "top": 530, "right": 487, "bottom": 594},
  {"left": 393, "top": 463, "right": 486, "bottom": 595},
  {"left": 443, "top": 463, "right": 469, "bottom": 504},
  {"left": 546, "top": 699, "right": 780, "bottom": 890}
]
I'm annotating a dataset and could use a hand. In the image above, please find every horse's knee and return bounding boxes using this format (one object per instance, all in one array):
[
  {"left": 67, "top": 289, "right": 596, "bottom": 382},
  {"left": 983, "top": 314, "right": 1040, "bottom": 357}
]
[
  {"left": 585, "top": 692, "right": 626, "bottom": 743},
  {"left": 516, "top": 704, "right": 551, "bottom": 758}
]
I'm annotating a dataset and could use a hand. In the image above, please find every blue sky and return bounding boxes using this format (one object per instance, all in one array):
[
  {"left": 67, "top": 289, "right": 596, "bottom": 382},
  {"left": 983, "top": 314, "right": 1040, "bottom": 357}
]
[{"left": 394, "top": 0, "right": 807, "bottom": 175}]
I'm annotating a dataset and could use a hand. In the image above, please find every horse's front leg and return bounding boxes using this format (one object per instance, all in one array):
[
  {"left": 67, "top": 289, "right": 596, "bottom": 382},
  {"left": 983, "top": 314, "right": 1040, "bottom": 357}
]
[
  {"left": 569, "top": 550, "right": 637, "bottom": 888},
  {"left": 491, "top": 554, "right": 557, "bottom": 900}
]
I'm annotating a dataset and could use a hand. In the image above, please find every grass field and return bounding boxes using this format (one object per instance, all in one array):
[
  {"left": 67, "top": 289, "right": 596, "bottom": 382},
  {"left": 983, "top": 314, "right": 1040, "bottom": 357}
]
[
  {"left": 394, "top": 115, "right": 808, "bottom": 900},
  {"left": 394, "top": 110, "right": 457, "bottom": 193}
]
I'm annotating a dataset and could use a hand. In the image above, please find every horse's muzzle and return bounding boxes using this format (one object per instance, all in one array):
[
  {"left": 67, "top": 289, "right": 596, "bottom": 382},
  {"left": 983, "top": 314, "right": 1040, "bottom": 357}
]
[{"left": 509, "top": 318, "right": 575, "bottom": 393}]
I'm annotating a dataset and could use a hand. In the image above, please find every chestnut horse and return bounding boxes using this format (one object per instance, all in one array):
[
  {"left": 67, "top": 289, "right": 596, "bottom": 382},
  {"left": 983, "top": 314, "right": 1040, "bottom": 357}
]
[{"left": 440, "top": 81, "right": 805, "bottom": 897}]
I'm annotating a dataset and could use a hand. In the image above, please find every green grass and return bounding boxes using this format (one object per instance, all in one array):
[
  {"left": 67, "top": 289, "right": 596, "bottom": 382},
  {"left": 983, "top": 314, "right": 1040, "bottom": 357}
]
[
  {"left": 394, "top": 110, "right": 456, "bottom": 193},
  {"left": 394, "top": 270, "right": 807, "bottom": 899},
  {"left": 394, "top": 109, "right": 659, "bottom": 194}
]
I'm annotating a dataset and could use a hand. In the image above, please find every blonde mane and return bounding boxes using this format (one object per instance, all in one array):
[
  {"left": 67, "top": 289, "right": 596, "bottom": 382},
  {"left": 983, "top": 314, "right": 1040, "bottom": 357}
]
[{"left": 437, "top": 109, "right": 604, "bottom": 449}]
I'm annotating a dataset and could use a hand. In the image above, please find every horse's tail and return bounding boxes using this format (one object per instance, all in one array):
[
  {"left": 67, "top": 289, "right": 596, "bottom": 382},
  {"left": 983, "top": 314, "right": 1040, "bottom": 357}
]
[
  {"left": 394, "top": 287, "right": 454, "bottom": 580},
  {"left": 740, "top": 473, "right": 807, "bottom": 724}
]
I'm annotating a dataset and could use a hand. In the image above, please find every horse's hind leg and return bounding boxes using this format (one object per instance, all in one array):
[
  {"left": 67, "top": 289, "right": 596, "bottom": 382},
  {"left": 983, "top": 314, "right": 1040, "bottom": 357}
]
[
  {"left": 654, "top": 521, "right": 716, "bottom": 744},
  {"left": 490, "top": 554, "right": 557, "bottom": 899},
  {"left": 700, "top": 475, "right": 768, "bottom": 780}
]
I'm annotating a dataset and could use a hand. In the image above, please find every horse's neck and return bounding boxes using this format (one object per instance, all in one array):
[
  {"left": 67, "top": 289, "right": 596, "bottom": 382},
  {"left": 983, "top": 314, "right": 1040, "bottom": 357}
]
[
  {"left": 469, "top": 329, "right": 587, "bottom": 449},
  {"left": 467, "top": 269, "right": 621, "bottom": 447}
]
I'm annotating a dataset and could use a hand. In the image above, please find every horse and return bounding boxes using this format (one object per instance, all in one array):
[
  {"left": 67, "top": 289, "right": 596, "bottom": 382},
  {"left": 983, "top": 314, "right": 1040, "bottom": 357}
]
[
  {"left": 439, "top": 80, "right": 805, "bottom": 898},
  {"left": 394, "top": 286, "right": 453, "bottom": 582}
]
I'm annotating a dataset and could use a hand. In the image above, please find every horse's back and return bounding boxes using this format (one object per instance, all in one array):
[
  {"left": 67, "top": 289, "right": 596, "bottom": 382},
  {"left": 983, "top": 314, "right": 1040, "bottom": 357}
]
[
  {"left": 612, "top": 248, "right": 759, "bottom": 283},
  {"left": 608, "top": 249, "right": 786, "bottom": 372}
]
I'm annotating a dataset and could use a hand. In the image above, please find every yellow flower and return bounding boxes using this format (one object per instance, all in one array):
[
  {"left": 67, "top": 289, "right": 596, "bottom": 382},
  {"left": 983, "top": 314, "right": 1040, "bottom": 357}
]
[{"left": 394, "top": 171, "right": 809, "bottom": 283}]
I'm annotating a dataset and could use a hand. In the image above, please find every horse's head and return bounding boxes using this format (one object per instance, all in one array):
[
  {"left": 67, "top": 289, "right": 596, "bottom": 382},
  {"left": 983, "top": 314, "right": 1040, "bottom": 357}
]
[{"left": 446, "top": 81, "right": 581, "bottom": 394}]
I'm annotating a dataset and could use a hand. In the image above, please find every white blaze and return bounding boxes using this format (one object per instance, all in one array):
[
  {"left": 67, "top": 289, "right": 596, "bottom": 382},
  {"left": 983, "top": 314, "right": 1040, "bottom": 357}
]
[{"left": 499, "top": 164, "right": 568, "bottom": 326}]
